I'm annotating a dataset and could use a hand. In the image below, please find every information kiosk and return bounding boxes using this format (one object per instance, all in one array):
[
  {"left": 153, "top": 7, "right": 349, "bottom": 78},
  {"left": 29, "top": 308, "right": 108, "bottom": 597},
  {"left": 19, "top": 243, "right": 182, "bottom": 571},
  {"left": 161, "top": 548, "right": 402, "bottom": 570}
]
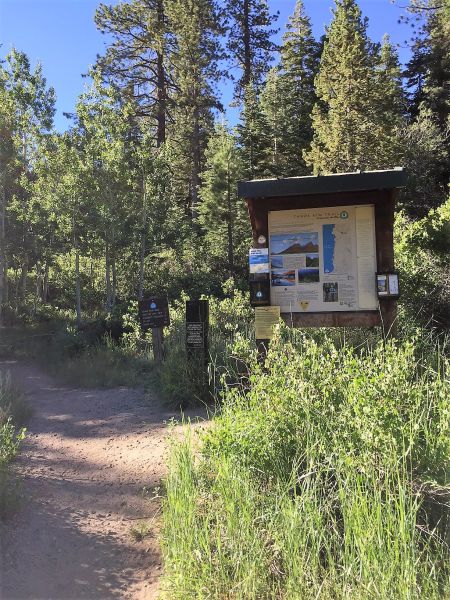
[{"left": 238, "top": 169, "right": 405, "bottom": 333}]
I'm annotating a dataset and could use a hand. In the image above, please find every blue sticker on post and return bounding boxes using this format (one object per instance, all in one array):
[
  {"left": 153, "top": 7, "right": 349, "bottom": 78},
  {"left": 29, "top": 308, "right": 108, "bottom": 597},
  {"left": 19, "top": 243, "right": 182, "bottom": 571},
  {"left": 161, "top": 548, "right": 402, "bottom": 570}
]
[{"left": 249, "top": 248, "right": 269, "bottom": 274}]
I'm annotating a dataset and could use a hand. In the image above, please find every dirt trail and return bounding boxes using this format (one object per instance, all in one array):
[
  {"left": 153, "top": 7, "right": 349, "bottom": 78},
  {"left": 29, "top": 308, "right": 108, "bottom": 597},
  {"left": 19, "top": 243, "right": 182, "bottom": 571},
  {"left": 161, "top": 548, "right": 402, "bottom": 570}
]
[{"left": 0, "top": 360, "right": 207, "bottom": 599}]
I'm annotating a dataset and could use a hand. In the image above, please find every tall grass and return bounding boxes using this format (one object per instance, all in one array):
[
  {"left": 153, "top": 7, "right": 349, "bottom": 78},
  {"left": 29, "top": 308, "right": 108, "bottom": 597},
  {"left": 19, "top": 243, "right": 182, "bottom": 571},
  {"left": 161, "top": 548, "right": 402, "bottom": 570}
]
[
  {"left": 161, "top": 327, "right": 449, "bottom": 599},
  {"left": 158, "top": 288, "right": 254, "bottom": 407},
  {"left": 0, "top": 370, "right": 27, "bottom": 519}
]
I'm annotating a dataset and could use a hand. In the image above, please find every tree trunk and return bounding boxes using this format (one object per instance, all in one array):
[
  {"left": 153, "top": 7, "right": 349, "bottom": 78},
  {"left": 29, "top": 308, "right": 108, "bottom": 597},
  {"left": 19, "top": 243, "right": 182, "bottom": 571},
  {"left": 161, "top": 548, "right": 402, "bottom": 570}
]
[
  {"left": 42, "top": 262, "right": 49, "bottom": 302},
  {"left": 138, "top": 172, "right": 147, "bottom": 300},
  {"left": 111, "top": 252, "right": 117, "bottom": 309},
  {"left": 105, "top": 245, "right": 112, "bottom": 312},
  {"left": 226, "top": 165, "right": 234, "bottom": 277},
  {"left": 21, "top": 258, "right": 28, "bottom": 300},
  {"left": 4, "top": 258, "right": 8, "bottom": 305},
  {"left": 33, "top": 264, "right": 40, "bottom": 315},
  {"left": 190, "top": 105, "right": 201, "bottom": 219},
  {"left": 90, "top": 257, "right": 94, "bottom": 299},
  {"left": 75, "top": 248, "right": 82, "bottom": 328},
  {"left": 156, "top": 0, "right": 167, "bottom": 147},
  {"left": 243, "top": 0, "right": 251, "bottom": 88},
  {"left": 0, "top": 175, "right": 6, "bottom": 323},
  {"left": 14, "top": 269, "right": 19, "bottom": 307}
]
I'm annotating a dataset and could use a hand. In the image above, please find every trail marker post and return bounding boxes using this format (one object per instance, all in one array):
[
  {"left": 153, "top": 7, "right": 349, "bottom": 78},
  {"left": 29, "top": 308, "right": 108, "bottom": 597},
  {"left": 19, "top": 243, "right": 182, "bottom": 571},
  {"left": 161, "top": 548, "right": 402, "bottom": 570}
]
[{"left": 186, "top": 299, "right": 209, "bottom": 367}]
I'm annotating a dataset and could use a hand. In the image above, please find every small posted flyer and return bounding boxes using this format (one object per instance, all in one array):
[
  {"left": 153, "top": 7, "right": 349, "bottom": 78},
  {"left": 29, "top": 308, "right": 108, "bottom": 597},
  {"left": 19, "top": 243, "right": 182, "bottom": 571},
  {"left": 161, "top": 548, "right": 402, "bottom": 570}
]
[
  {"left": 249, "top": 248, "right": 269, "bottom": 274},
  {"left": 255, "top": 306, "right": 280, "bottom": 340}
]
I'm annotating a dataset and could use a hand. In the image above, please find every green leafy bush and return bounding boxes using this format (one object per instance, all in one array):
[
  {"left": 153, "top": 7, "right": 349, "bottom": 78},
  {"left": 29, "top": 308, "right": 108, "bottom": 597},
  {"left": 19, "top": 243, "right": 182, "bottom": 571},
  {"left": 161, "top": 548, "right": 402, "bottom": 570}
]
[
  {"left": 0, "top": 371, "right": 27, "bottom": 519},
  {"left": 0, "top": 419, "right": 25, "bottom": 469},
  {"left": 396, "top": 197, "right": 450, "bottom": 330},
  {"left": 162, "top": 328, "right": 450, "bottom": 599},
  {"left": 158, "top": 283, "right": 254, "bottom": 407}
]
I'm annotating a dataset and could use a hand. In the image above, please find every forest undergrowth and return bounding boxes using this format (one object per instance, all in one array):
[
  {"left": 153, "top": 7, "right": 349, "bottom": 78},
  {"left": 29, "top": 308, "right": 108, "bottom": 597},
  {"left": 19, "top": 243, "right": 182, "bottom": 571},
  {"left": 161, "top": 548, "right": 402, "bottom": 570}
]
[
  {"left": 0, "top": 370, "right": 28, "bottom": 519},
  {"left": 161, "top": 323, "right": 450, "bottom": 599}
]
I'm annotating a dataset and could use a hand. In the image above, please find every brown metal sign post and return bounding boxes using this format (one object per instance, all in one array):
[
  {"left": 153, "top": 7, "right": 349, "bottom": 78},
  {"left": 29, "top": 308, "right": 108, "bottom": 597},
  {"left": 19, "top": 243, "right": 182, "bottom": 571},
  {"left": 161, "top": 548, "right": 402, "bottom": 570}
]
[
  {"left": 239, "top": 168, "right": 406, "bottom": 337},
  {"left": 186, "top": 299, "right": 209, "bottom": 366}
]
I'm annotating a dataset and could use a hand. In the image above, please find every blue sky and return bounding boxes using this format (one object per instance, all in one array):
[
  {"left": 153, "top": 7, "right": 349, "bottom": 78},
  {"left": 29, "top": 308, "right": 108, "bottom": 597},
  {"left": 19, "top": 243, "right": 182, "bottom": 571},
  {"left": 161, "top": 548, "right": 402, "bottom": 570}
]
[{"left": 0, "top": 0, "right": 412, "bottom": 131}]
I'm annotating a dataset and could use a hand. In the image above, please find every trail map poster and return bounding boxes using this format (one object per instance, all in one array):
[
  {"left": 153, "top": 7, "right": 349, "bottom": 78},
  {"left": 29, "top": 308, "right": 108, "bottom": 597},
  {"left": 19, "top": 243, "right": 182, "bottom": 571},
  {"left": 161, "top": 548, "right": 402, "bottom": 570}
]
[{"left": 268, "top": 205, "right": 377, "bottom": 313}]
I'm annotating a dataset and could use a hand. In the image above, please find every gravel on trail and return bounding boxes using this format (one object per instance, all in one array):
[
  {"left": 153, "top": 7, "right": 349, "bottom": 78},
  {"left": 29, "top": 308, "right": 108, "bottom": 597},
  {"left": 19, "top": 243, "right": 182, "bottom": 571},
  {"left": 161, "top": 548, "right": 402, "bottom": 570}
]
[{"left": 0, "top": 360, "right": 207, "bottom": 599}]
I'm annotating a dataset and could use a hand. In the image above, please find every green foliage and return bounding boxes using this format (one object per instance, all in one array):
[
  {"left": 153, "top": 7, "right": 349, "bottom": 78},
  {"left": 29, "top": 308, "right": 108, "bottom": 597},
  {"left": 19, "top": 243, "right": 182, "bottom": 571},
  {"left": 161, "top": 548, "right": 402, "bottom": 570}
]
[
  {"left": 260, "top": 0, "right": 319, "bottom": 177},
  {"left": 226, "top": 0, "right": 279, "bottom": 100},
  {"left": 398, "top": 106, "right": 449, "bottom": 218},
  {"left": 404, "top": 0, "right": 450, "bottom": 129},
  {"left": 237, "top": 84, "right": 272, "bottom": 178},
  {"left": 165, "top": 0, "right": 224, "bottom": 216},
  {"left": 0, "top": 370, "right": 30, "bottom": 426},
  {"left": 162, "top": 329, "right": 450, "bottom": 598},
  {"left": 304, "top": 0, "right": 403, "bottom": 173},
  {"left": 395, "top": 197, "right": 450, "bottom": 328},
  {"left": 198, "top": 124, "right": 250, "bottom": 277},
  {"left": 0, "top": 370, "right": 27, "bottom": 519},
  {"left": 94, "top": 0, "right": 172, "bottom": 144},
  {"left": 158, "top": 284, "right": 253, "bottom": 406},
  {"left": 0, "top": 418, "right": 25, "bottom": 469}
]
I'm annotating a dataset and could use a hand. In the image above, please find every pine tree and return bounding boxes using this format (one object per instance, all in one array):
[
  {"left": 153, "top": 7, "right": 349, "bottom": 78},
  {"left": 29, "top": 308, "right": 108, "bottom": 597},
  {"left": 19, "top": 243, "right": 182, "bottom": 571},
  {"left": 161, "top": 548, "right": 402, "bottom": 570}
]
[
  {"left": 404, "top": 0, "right": 450, "bottom": 129},
  {"left": 372, "top": 35, "right": 405, "bottom": 167},
  {"left": 304, "top": 0, "right": 402, "bottom": 174},
  {"left": 259, "top": 68, "right": 285, "bottom": 177},
  {"left": 403, "top": 1, "right": 449, "bottom": 198},
  {"left": 399, "top": 106, "right": 449, "bottom": 218},
  {"left": 237, "top": 84, "right": 271, "bottom": 179},
  {"left": 260, "top": 0, "right": 319, "bottom": 177},
  {"left": 165, "top": 0, "right": 224, "bottom": 218},
  {"left": 226, "top": 0, "right": 279, "bottom": 101},
  {"left": 95, "top": 0, "right": 171, "bottom": 147},
  {"left": 198, "top": 124, "right": 249, "bottom": 276}
]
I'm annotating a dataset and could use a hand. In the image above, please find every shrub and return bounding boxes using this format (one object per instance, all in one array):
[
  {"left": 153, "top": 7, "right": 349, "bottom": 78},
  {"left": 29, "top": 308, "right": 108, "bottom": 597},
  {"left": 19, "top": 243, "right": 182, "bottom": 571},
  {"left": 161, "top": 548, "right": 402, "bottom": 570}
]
[
  {"left": 158, "top": 283, "right": 254, "bottom": 407},
  {"left": 162, "top": 328, "right": 450, "bottom": 598},
  {"left": 0, "top": 371, "right": 27, "bottom": 520}
]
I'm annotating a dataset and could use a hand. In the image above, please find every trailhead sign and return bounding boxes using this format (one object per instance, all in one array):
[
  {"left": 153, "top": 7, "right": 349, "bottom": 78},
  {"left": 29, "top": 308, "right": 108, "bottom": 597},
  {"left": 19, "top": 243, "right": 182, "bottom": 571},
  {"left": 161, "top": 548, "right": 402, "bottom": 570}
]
[
  {"left": 268, "top": 205, "right": 377, "bottom": 313},
  {"left": 138, "top": 296, "right": 170, "bottom": 330},
  {"left": 239, "top": 168, "right": 406, "bottom": 330}
]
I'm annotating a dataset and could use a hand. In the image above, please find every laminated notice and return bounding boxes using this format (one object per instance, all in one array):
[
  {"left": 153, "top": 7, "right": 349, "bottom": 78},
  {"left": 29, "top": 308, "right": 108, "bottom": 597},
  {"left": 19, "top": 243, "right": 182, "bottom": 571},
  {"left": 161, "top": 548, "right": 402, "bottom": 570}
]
[{"left": 255, "top": 306, "right": 280, "bottom": 340}]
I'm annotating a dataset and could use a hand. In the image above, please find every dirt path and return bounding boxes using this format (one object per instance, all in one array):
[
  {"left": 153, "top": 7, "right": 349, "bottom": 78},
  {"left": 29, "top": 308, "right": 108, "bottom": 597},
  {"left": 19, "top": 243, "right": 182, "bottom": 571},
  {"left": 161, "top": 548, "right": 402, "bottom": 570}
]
[{"left": 0, "top": 360, "right": 207, "bottom": 599}]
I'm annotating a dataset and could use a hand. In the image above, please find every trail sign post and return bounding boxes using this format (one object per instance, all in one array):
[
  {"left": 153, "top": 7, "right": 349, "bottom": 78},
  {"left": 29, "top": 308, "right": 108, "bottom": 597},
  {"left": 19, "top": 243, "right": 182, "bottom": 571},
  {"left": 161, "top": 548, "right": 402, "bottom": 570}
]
[
  {"left": 138, "top": 296, "right": 170, "bottom": 364},
  {"left": 186, "top": 299, "right": 209, "bottom": 366},
  {"left": 239, "top": 169, "right": 406, "bottom": 335}
]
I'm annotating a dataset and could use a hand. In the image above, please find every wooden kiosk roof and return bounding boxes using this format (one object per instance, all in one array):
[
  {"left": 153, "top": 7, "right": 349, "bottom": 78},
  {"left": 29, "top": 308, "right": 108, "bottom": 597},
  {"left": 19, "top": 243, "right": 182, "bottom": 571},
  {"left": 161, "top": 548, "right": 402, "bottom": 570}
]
[{"left": 238, "top": 168, "right": 406, "bottom": 199}]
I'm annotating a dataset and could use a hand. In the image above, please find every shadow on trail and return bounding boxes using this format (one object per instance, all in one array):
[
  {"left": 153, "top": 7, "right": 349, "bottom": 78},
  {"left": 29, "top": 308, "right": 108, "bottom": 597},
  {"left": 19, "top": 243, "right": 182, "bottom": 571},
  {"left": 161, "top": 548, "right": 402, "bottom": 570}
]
[{"left": 1, "top": 492, "right": 158, "bottom": 599}]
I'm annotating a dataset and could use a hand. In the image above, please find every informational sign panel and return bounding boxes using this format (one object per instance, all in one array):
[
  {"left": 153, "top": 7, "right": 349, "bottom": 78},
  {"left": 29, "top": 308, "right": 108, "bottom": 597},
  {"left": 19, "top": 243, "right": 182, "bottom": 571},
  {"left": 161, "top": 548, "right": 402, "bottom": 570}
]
[
  {"left": 249, "top": 280, "right": 271, "bottom": 306},
  {"left": 138, "top": 296, "right": 170, "bottom": 330},
  {"left": 186, "top": 300, "right": 209, "bottom": 351},
  {"left": 186, "top": 322, "right": 206, "bottom": 348},
  {"left": 255, "top": 306, "right": 281, "bottom": 340},
  {"left": 377, "top": 272, "right": 399, "bottom": 298},
  {"left": 268, "top": 205, "right": 377, "bottom": 313},
  {"left": 249, "top": 248, "right": 269, "bottom": 273}
]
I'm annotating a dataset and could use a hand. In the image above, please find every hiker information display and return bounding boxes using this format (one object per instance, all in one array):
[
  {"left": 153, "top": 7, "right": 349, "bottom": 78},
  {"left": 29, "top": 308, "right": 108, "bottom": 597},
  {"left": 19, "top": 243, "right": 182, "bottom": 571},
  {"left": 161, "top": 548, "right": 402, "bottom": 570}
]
[
  {"left": 138, "top": 296, "right": 170, "bottom": 330},
  {"left": 268, "top": 205, "right": 377, "bottom": 313}
]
